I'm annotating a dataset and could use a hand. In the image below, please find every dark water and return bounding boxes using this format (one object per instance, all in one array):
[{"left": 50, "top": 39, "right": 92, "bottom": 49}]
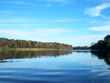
[{"left": 0, "top": 50, "right": 110, "bottom": 83}]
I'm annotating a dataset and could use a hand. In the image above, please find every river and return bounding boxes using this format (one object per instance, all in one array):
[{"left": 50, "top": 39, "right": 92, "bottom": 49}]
[{"left": 0, "top": 50, "right": 110, "bottom": 83}]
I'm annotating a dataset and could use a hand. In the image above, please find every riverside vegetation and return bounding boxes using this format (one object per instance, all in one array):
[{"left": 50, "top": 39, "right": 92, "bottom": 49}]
[
  {"left": 0, "top": 38, "right": 73, "bottom": 51},
  {"left": 90, "top": 35, "right": 110, "bottom": 50},
  {"left": 73, "top": 35, "right": 110, "bottom": 51}
]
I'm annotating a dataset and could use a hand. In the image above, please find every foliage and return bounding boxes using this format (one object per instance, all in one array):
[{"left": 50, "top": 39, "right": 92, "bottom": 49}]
[
  {"left": 90, "top": 35, "right": 110, "bottom": 50},
  {"left": 0, "top": 38, "right": 73, "bottom": 49},
  {"left": 2, "top": 46, "right": 9, "bottom": 51}
]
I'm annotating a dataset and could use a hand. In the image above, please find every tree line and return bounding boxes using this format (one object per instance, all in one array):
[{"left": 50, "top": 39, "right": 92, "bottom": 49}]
[
  {"left": 90, "top": 35, "right": 110, "bottom": 50},
  {"left": 0, "top": 38, "right": 73, "bottom": 49},
  {"left": 73, "top": 46, "right": 90, "bottom": 49}
]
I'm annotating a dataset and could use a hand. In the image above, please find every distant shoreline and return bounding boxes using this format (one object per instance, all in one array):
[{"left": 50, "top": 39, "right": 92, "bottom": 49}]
[
  {"left": 0, "top": 48, "right": 72, "bottom": 51},
  {"left": 73, "top": 49, "right": 110, "bottom": 52},
  {"left": 0, "top": 38, "right": 73, "bottom": 50}
]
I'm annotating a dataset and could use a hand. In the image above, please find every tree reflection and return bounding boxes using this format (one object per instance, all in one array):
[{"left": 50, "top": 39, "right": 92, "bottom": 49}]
[
  {"left": 91, "top": 51, "right": 110, "bottom": 65},
  {"left": 0, "top": 50, "right": 72, "bottom": 61}
]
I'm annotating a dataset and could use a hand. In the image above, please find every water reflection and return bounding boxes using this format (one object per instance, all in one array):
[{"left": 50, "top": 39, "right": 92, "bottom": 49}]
[
  {"left": 91, "top": 51, "right": 110, "bottom": 65},
  {"left": 0, "top": 50, "right": 110, "bottom": 83},
  {"left": 0, "top": 50, "right": 72, "bottom": 61},
  {"left": 73, "top": 50, "right": 110, "bottom": 65},
  {"left": 1, "top": 49, "right": 110, "bottom": 66}
]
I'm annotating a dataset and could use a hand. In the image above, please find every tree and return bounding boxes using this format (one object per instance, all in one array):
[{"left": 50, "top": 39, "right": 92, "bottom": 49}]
[
  {"left": 0, "top": 37, "right": 73, "bottom": 49},
  {"left": 90, "top": 35, "right": 110, "bottom": 50}
]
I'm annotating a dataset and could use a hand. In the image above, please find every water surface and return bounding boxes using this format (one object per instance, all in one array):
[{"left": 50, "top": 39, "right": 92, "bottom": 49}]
[{"left": 0, "top": 50, "right": 110, "bottom": 83}]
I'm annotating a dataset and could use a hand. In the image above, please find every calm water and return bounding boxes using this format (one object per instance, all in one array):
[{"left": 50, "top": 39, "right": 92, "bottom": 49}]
[{"left": 0, "top": 50, "right": 110, "bottom": 83}]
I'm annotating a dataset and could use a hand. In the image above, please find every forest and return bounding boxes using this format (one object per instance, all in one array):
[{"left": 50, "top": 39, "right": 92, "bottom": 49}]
[
  {"left": 0, "top": 38, "right": 73, "bottom": 50},
  {"left": 90, "top": 35, "right": 110, "bottom": 50}
]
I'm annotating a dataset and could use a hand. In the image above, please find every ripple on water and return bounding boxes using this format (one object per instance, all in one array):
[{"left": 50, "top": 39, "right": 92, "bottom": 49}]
[{"left": 0, "top": 68, "right": 108, "bottom": 83}]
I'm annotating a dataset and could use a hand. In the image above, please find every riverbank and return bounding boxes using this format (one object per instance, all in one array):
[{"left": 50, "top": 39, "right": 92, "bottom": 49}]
[
  {"left": 0, "top": 48, "right": 58, "bottom": 51},
  {"left": 0, "top": 48, "right": 71, "bottom": 51}
]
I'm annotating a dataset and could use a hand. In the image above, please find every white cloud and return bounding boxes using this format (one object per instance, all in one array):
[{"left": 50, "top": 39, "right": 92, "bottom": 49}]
[
  {"left": 46, "top": 4, "right": 52, "bottom": 7},
  {"left": 3, "top": 1, "right": 28, "bottom": 5},
  {"left": 0, "top": 11, "right": 23, "bottom": 14},
  {"left": 37, "top": 0, "right": 68, "bottom": 3},
  {"left": 54, "top": 20, "right": 73, "bottom": 22},
  {"left": 101, "top": 15, "right": 110, "bottom": 19},
  {"left": 1, "top": 1, "right": 35, "bottom": 8},
  {"left": 0, "top": 18, "right": 37, "bottom": 23},
  {"left": 0, "top": 28, "right": 109, "bottom": 46},
  {"left": 85, "top": 3, "right": 110, "bottom": 17},
  {"left": 0, "top": 24, "right": 47, "bottom": 26},
  {"left": 53, "top": 19, "right": 85, "bottom": 22},
  {"left": 0, "top": 30, "right": 32, "bottom": 39},
  {"left": 10, "top": 1, "right": 28, "bottom": 5},
  {"left": 50, "top": 34, "right": 107, "bottom": 46},
  {"left": 0, "top": 28, "right": 75, "bottom": 41},
  {"left": 88, "top": 25, "right": 110, "bottom": 31},
  {"left": 37, "top": 0, "right": 71, "bottom": 6},
  {"left": 35, "top": 28, "right": 75, "bottom": 36}
]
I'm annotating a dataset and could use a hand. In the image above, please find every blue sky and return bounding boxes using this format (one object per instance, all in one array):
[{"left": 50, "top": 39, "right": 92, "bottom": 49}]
[{"left": 0, "top": 0, "right": 110, "bottom": 46}]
